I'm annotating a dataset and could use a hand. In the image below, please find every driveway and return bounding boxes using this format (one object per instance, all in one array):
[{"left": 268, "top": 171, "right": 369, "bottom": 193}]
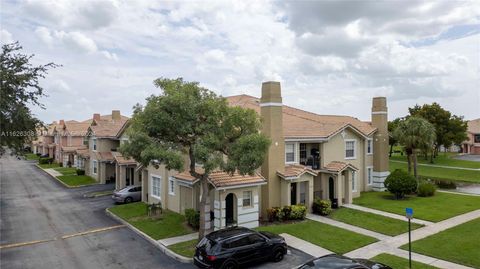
[
  {"left": 1, "top": 155, "right": 311, "bottom": 269},
  {"left": 0, "top": 154, "right": 191, "bottom": 269}
]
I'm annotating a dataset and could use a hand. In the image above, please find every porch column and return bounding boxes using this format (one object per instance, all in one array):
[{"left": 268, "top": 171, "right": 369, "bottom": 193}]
[
  {"left": 344, "top": 171, "right": 352, "bottom": 204},
  {"left": 115, "top": 164, "right": 120, "bottom": 190},
  {"left": 307, "top": 179, "right": 314, "bottom": 212},
  {"left": 280, "top": 180, "right": 290, "bottom": 206},
  {"left": 118, "top": 166, "right": 126, "bottom": 190},
  {"left": 336, "top": 173, "right": 343, "bottom": 207}
]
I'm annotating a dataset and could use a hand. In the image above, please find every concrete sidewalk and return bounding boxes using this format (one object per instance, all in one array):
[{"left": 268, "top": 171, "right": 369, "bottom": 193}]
[
  {"left": 342, "top": 204, "right": 433, "bottom": 226},
  {"left": 44, "top": 168, "right": 62, "bottom": 177},
  {"left": 158, "top": 233, "right": 198, "bottom": 246},
  {"left": 306, "top": 214, "right": 390, "bottom": 241},
  {"left": 280, "top": 233, "right": 332, "bottom": 258},
  {"left": 388, "top": 248, "right": 474, "bottom": 269}
]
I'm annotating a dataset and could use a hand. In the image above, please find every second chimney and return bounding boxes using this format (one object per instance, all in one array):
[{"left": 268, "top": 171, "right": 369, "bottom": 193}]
[
  {"left": 112, "top": 110, "right": 121, "bottom": 121},
  {"left": 93, "top": 113, "right": 101, "bottom": 121},
  {"left": 59, "top": 119, "right": 65, "bottom": 125}
]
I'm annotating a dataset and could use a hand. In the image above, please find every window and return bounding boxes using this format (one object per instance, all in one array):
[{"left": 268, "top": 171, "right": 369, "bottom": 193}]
[
  {"left": 367, "top": 167, "right": 373, "bottom": 185},
  {"left": 351, "top": 171, "right": 357, "bottom": 191},
  {"left": 299, "top": 143, "right": 307, "bottom": 163},
  {"left": 92, "top": 138, "right": 97, "bottom": 151},
  {"left": 285, "top": 143, "right": 296, "bottom": 163},
  {"left": 92, "top": 160, "right": 98, "bottom": 174},
  {"left": 475, "top": 134, "right": 480, "bottom": 143},
  {"left": 243, "top": 191, "right": 252, "bottom": 207},
  {"left": 151, "top": 175, "right": 161, "bottom": 199},
  {"left": 225, "top": 236, "right": 250, "bottom": 248},
  {"left": 367, "top": 139, "right": 373, "bottom": 154},
  {"left": 248, "top": 234, "right": 265, "bottom": 244},
  {"left": 345, "top": 140, "right": 356, "bottom": 159},
  {"left": 168, "top": 177, "right": 175, "bottom": 196},
  {"left": 83, "top": 136, "right": 89, "bottom": 146}
]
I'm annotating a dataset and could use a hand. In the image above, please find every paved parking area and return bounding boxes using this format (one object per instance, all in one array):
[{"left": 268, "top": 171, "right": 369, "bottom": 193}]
[
  {"left": 453, "top": 154, "right": 480, "bottom": 162},
  {"left": 250, "top": 247, "right": 312, "bottom": 269}
]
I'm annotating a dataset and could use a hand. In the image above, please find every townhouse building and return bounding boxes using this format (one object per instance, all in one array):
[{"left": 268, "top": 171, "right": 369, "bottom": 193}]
[
  {"left": 127, "top": 81, "right": 389, "bottom": 232},
  {"left": 462, "top": 118, "right": 480, "bottom": 154}
]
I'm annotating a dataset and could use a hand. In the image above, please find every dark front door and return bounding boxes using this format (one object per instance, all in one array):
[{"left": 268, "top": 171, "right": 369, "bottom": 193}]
[
  {"left": 329, "top": 177, "right": 335, "bottom": 201},
  {"left": 126, "top": 167, "right": 134, "bottom": 186},
  {"left": 290, "top": 183, "right": 297, "bottom": 205},
  {"left": 226, "top": 193, "right": 234, "bottom": 226}
]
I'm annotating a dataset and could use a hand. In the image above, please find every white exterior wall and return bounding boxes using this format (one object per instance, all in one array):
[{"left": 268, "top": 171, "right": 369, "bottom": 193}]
[{"left": 213, "top": 186, "right": 261, "bottom": 230}]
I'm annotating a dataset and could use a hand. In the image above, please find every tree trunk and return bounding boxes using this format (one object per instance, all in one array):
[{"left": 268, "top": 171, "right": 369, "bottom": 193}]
[
  {"left": 389, "top": 144, "right": 393, "bottom": 157},
  {"left": 406, "top": 148, "right": 412, "bottom": 174},
  {"left": 413, "top": 151, "right": 418, "bottom": 179},
  {"left": 198, "top": 177, "right": 210, "bottom": 240}
]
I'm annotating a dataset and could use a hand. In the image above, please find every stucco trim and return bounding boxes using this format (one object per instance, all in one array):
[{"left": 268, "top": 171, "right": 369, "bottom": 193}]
[
  {"left": 215, "top": 182, "right": 267, "bottom": 191},
  {"left": 259, "top": 102, "right": 283, "bottom": 107}
]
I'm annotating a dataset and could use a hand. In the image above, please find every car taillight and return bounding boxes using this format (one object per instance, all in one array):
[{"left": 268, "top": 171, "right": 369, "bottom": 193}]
[{"left": 207, "top": 255, "right": 217, "bottom": 261}]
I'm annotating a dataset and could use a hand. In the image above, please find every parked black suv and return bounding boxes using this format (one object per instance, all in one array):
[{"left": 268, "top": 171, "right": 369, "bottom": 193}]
[
  {"left": 297, "top": 254, "right": 392, "bottom": 269},
  {"left": 194, "top": 227, "right": 288, "bottom": 269}
]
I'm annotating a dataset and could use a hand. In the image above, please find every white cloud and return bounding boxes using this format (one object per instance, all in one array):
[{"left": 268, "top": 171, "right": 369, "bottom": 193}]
[{"left": 1, "top": 29, "right": 14, "bottom": 43}]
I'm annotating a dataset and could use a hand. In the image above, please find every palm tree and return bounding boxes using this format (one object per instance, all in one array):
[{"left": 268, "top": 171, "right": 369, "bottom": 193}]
[{"left": 393, "top": 117, "right": 436, "bottom": 179}]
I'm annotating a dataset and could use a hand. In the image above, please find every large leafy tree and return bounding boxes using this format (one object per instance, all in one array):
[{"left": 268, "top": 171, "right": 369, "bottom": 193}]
[
  {"left": 409, "top": 103, "right": 467, "bottom": 162},
  {"left": 120, "top": 78, "right": 270, "bottom": 239},
  {"left": 393, "top": 117, "right": 436, "bottom": 179},
  {"left": 0, "top": 42, "right": 57, "bottom": 154}
]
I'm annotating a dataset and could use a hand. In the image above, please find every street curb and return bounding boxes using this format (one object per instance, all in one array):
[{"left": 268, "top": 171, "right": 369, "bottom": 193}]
[
  {"left": 35, "top": 164, "right": 101, "bottom": 189},
  {"left": 105, "top": 208, "right": 193, "bottom": 263}
]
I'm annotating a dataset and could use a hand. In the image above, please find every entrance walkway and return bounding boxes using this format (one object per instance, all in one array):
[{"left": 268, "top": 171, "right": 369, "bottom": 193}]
[
  {"left": 342, "top": 204, "right": 433, "bottom": 225},
  {"left": 158, "top": 233, "right": 198, "bottom": 246},
  {"left": 280, "top": 233, "right": 332, "bottom": 258}
]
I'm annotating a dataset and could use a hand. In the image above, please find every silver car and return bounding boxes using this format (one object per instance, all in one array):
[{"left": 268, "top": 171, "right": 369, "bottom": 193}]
[{"left": 112, "top": 185, "right": 142, "bottom": 203}]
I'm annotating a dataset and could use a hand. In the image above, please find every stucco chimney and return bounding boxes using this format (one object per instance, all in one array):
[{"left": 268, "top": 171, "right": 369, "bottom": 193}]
[
  {"left": 93, "top": 113, "right": 101, "bottom": 121},
  {"left": 112, "top": 110, "right": 121, "bottom": 121},
  {"left": 260, "top": 81, "right": 284, "bottom": 217},
  {"left": 371, "top": 97, "right": 389, "bottom": 191},
  {"left": 59, "top": 119, "right": 65, "bottom": 125}
]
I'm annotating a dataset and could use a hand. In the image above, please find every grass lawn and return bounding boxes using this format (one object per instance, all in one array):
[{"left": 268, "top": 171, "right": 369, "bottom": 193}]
[
  {"left": 390, "top": 154, "right": 480, "bottom": 169},
  {"left": 57, "top": 175, "right": 96, "bottom": 186},
  {"left": 371, "top": 253, "right": 439, "bottom": 269},
  {"left": 109, "top": 202, "right": 194, "bottom": 240},
  {"left": 25, "top": 153, "right": 40, "bottom": 160},
  {"left": 168, "top": 239, "right": 198, "bottom": 258},
  {"left": 354, "top": 192, "right": 480, "bottom": 222},
  {"left": 389, "top": 161, "right": 480, "bottom": 184},
  {"left": 257, "top": 220, "right": 377, "bottom": 254},
  {"left": 329, "top": 207, "right": 423, "bottom": 236},
  {"left": 38, "top": 163, "right": 61, "bottom": 169},
  {"left": 400, "top": 218, "right": 480, "bottom": 268},
  {"left": 54, "top": 167, "right": 77, "bottom": 175}
]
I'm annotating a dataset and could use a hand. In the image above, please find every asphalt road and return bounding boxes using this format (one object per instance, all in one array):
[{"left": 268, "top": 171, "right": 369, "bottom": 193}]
[{"left": 0, "top": 154, "right": 311, "bottom": 269}]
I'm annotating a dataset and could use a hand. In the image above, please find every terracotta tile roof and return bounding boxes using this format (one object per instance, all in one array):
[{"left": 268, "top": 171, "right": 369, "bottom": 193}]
[
  {"left": 467, "top": 119, "right": 480, "bottom": 134},
  {"left": 90, "top": 116, "right": 129, "bottom": 138},
  {"left": 277, "top": 164, "right": 318, "bottom": 179},
  {"left": 93, "top": 151, "right": 115, "bottom": 162},
  {"left": 226, "top": 95, "right": 376, "bottom": 139},
  {"left": 112, "top": 152, "right": 137, "bottom": 165},
  {"left": 76, "top": 148, "right": 90, "bottom": 158},
  {"left": 173, "top": 169, "right": 266, "bottom": 188},
  {"left": 324, "top": 161, "right": 359, "bottom": 173},
  {"left": 63, "top": 122, "right": 91, "bottom": 136}
]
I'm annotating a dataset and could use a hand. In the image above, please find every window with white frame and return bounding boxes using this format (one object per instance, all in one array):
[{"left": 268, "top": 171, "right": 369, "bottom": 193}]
[
  {"left": 168, "top": 177, "right": 175, "bottom": 195},
  {"left": 92, "top": 138, "right": 97, "bottom": 151},
  {"left": 243, "top": 191, "right": 252, "bottom": 207},
  {"left": 151, "top": 175, "right": 161, "bottom": 199},
  {"left": 351, "top": 171, "right": 357, "bottom": 191},
  {"left": 367, "top": 167, "right": 373, "bottom": 185},
  {"left": 367, "top": 139, "right": 373, "bottom": 154},
  {"left": 92, "top": 160, "right": 98, "bottom": 174},
  {"left": 345, "top": 140, "right": 356, "bottom": 159},
  {"left": 285, "top": 143, "right": 296, "bottom": 163}
]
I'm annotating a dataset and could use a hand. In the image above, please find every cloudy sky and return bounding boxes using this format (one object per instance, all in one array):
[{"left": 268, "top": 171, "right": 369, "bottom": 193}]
[{"left": 1, "top": 0, "right": 479, "bottom": 123}]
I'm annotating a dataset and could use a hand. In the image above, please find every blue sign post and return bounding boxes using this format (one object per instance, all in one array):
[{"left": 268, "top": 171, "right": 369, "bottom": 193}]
[{"left": 406, "top": 208, "right": 413, "bottom": 269}]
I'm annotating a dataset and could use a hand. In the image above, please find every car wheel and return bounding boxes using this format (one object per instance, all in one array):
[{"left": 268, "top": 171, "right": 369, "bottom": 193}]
[
  {"left": 272, "top": 248, "right": 285, "bottom": 262},
  {"left": 124, "top": 197, "right": 133, "bottom": 203},
  {"left": 221, "top": 260, "right": 238, "bottom": 269}
]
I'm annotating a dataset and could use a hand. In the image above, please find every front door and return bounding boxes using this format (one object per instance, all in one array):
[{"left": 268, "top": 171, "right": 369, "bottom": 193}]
[
  {"left": 126, "top": 167, "right": 135, "bottom": 186},
  {"left": 329, "top": 177, "right": 335, "bottom": 201},
  {"left": 226, "top": 193, "right": 235, "bottom": 226},
  {"left": 290, "top": 182, "right": 297, "bottom": 205}
]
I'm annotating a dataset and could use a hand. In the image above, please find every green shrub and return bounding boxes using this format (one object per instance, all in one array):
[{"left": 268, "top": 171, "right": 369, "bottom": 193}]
[
  {"left": 312, "top": 199, "right": 332, "bottom": 216},
  {"left": 289, "top": 205, "right": 307, "bottom": 220},
  {"left": 384, "top": 169, "right": 417, "bottom": 199},
  {"left": 184, "top": 208, "right": 200, "bottom": 229},
  {"left": 76, "top": 169, "right": 85, "bottom": 175},
  {"left": 417, "top": 182, "right": 436, "bottom": 197},
  {"left": 282, "top": 205, "right": 292, "bottom": 220},
  {"left": 39, "top": 157, "right": 53, "bottom": 164},
  {"left": 433, "top": 179, "right": 456, "bottom": 189}
]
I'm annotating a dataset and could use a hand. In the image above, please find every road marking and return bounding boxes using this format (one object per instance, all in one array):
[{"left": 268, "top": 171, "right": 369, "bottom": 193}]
[
  {"left": 61, "top": 225, "right": 125, "bottom": 239},
  {"left": 0, "top": 225, "right": 126, "bottom": 250},
  {"left": 0, "top": 239, "right": 54, "bottom": 249}
]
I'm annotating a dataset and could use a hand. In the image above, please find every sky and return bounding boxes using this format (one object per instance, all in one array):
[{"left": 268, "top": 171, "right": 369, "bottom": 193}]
[{"left": 1, "top": 0, "right": 479, "bottom": 123}]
